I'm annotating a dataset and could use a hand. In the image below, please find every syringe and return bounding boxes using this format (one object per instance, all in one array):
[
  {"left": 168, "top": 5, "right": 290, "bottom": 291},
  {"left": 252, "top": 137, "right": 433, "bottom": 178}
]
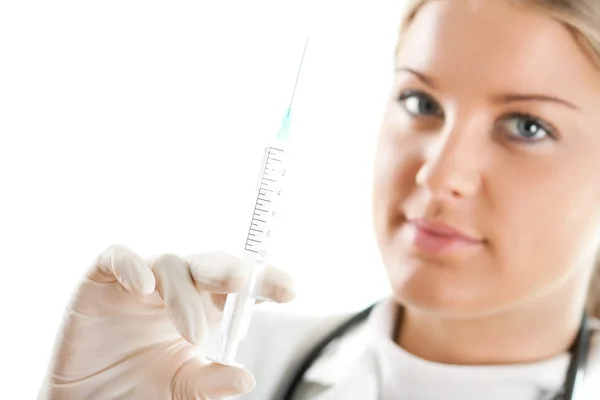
[{"left": 210, "top": 37, "right": 309, "bottom": 366}]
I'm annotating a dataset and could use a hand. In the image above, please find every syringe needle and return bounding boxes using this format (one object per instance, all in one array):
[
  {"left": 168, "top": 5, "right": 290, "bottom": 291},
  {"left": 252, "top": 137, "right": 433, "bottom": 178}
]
[{"left": 288, "top": 36, "right": 310, "bottom": 109}]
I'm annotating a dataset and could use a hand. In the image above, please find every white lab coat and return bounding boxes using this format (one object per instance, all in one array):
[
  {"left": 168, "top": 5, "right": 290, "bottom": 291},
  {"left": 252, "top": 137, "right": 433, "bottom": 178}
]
[{"left": 211, "top": 303, "right": 600, "bottom": 400}]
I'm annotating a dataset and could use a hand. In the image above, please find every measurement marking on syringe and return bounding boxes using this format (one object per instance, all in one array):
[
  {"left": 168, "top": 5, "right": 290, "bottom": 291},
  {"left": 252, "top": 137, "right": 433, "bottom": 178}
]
[
  {"left": 245, "top": 180, "right": 271, "bottom": 251},
  {"left": 244, "top": 148, "right": 283, "bottom": 252}
]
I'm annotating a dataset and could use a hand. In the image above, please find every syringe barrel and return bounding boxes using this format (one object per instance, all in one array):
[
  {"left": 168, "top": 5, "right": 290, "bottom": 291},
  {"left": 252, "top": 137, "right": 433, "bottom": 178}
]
[{"left": 213, "top": 139, "right": 291, "bottom": 366}]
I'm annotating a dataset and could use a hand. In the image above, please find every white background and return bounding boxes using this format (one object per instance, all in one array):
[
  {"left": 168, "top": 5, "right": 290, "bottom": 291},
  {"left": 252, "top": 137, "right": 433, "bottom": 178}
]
[{"left": 0, "top": 0, "right": 405, "bottom": 396}]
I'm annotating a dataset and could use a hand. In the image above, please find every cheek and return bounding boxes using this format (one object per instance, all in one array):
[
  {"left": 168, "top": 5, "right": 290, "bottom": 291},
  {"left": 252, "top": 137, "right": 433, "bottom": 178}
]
[
  {"left": 489, "top": 155, "right": 600, "bottom": 290},
  {"left": 372, "top": 133, "right": 423, "bottom": 232}
]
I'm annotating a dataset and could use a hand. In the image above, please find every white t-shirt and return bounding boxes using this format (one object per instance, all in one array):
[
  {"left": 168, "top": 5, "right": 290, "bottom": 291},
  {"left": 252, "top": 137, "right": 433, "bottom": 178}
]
[
  {"left": 371, "top": 300, "right": 568, "bottom": 400},
  {"left": 299, "top": 299, "right": 597, "bottom": 400}
]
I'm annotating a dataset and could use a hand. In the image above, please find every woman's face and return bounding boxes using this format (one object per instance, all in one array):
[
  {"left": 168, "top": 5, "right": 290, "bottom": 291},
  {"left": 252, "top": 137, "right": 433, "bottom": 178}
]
[{"left": 373, "top": 0, "right": 600, "bottom": 317}]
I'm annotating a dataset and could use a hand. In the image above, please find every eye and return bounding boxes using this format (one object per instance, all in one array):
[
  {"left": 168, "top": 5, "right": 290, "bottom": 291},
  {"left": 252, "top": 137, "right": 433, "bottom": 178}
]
[
  {"left": 500, "top": 114, "right": 556, "bottom": 143},
  {"left": 398, "top": 91, "right": 443, "bottom": 117}
]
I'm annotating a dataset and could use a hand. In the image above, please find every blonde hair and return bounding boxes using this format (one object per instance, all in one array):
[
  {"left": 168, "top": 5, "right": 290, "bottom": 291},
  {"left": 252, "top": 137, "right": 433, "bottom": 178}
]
[{"left": 397, "top": 0, "right": 600, "bottom": 318}]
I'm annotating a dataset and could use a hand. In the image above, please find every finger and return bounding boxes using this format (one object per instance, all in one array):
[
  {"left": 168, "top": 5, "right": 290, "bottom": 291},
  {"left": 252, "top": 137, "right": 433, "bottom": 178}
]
[
  {"left": 211, "top": 292, "right": 228, "bottom": 311},
  {"left": 88, "top": 244, "right": 156, "bottom": 296},
  {"left": 256, "top": 265, "right": 296, "bottom": 303},
  {"left": 210, "top": 265, "right": 296, "bottom": 310},
  {"left": 150, "top": 254, "right": 209, "bottom": 346},
  {"left": 172, "top": 358, "right": 255, "bottom": 399},
  {"left": 183, "top": 252, "right": 249, "bottom": 294},
  {"left": 210, "top": 292, "right": 266, "bottom": 312}
]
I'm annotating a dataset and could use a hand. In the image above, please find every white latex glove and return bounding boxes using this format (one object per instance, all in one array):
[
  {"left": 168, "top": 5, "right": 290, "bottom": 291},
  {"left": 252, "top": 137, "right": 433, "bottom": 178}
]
[{"left": 38, "top": 244, "right": 295, "bottom": 400}]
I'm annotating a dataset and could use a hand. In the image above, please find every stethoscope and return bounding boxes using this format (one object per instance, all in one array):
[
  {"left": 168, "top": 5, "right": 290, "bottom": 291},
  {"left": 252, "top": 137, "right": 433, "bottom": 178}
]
[{"left": 280, "top": 304, "right": 592, "bottom": 400}]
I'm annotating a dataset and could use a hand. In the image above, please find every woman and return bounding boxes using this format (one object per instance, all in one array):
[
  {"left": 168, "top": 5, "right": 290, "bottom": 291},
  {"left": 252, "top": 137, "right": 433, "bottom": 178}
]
[{"left": 39, "top": 0, "right": 600, "bottom": 399}]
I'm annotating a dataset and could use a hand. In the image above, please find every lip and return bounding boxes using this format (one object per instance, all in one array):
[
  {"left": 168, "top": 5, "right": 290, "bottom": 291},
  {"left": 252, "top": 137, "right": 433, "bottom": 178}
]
[{"left": 407, "top": 218, "right": 483, "bottom": 254}]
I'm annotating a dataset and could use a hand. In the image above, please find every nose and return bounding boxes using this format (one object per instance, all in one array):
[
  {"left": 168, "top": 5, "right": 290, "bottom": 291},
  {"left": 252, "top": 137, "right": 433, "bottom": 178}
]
[{"left": 416, "top": 121, "right": 483, "bottom": 200}]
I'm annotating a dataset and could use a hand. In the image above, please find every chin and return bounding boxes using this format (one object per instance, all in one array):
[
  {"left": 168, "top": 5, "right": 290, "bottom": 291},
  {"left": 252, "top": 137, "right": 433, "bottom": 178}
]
[{"left": 384, "top": 256, "right": 514, "bottom": 319}]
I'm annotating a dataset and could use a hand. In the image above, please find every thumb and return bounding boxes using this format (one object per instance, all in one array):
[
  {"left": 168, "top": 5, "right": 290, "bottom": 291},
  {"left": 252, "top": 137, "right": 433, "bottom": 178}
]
[{"left": 172, "top": 358, "right": 256, "bottom": 399}]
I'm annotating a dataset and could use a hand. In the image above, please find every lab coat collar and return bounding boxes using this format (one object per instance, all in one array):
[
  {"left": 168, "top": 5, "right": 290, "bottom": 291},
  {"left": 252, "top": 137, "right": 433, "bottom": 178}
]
[{"left": 302, "top": 298, "right": 394, "bottom": 387}]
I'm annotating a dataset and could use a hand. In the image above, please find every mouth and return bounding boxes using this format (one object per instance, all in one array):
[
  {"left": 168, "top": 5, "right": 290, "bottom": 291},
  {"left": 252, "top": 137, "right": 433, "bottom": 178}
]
[{"left": 406, "top": 218, "right": 484, "bottom": 255}]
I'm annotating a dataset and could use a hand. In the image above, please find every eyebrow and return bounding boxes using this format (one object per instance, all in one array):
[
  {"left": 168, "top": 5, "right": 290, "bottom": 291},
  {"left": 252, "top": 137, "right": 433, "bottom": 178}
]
[
  {"left": 396, "top": 67, "right": 437, "bottom": 88},
  {"left": 492, "top": 93, "right": 579, "bottom": 110},
  {"left": 395, "top": 66, "right": 580, "bottom": 111}
]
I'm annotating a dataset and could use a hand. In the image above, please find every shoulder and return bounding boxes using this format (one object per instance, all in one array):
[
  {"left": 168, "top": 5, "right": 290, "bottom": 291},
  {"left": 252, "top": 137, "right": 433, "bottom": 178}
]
[
  {"left": 238, "top": 306, "right": 351, "bottom": 366},
  {"left": 231, "top": 306, "right": 352, "bottom": 400}
]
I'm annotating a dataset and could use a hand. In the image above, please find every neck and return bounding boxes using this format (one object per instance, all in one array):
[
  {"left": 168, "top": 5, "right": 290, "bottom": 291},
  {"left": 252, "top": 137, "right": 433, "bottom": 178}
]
[{"left": 396, "top": 275, "right": 588, "bottom": 365}]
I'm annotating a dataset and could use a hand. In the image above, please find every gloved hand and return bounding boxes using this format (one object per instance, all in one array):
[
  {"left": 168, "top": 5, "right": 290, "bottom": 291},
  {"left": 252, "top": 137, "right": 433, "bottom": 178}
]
[{"left": 38, "top": 244, "right": 295, "bottom": 400}]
